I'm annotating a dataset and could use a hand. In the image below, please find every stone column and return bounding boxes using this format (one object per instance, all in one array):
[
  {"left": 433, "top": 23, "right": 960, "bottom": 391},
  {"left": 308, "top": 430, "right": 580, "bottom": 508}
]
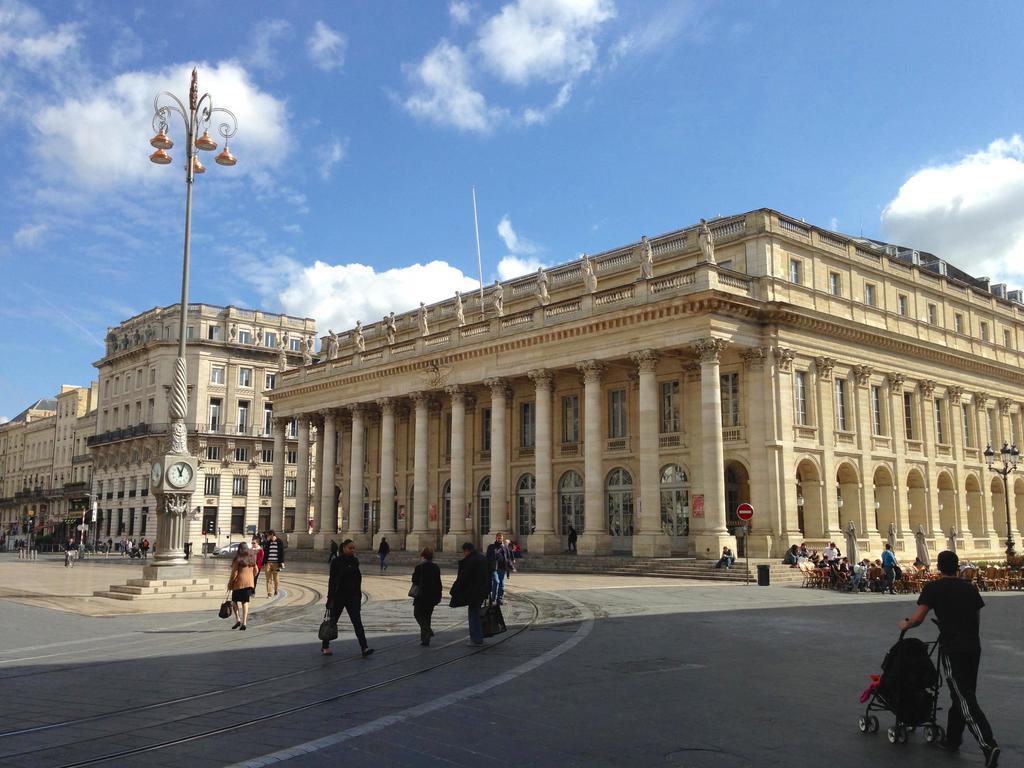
[
  {"left": 346, "top": 404, "right": 369, "bottom": 548},
  {"left": 484, "top": 379, "right": 510, "bottom": 539},
  {"left": 444, "top": 386, "right": 468, "bottom": 552},
  {"left": 315, "top": 408, "right": 338, "bottom": 549},
  {"left": 528, "top": 369, "right": 560, "bottom": 554},
  {"left": 631, "top": 351, "right": 670, "bottom": 557},
  {"left": 816, "top": 357, "right": 840, "bottom": 539},
  {"left": 374, "top": 398, "right": 400, "bottom": 549},
  {"left": 295, "top": 416, "right": 311, "bottom": 533},
  {"left": 408, "top": 392, "right": 435, "bottom": 550},
  {"left": 851, "top": 365, "right": 882, "bottom": 552},
  {"left": 312, "top": 416, "right": 325, "bottom": 536},
  {"left": 918, "top": 380, "right": 941, "bottom": 538},
  {"left": 946, "top": 388, "right": 976, "bottom": 551},
  {"left": 694, "top": 338, "right": 735, "bottom": 559},
  {"left": 270, "top": 417, "right": 287, "bottom": 532},
  {"left": 576, "top": 361, "right": 611, "bottom": 555},
  {"left": 888, "top": 373, "right": 913, "bottom": 549}
]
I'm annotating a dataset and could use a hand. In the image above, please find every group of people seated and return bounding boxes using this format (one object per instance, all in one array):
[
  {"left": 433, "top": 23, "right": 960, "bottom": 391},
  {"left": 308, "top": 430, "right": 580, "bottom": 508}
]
[{"left": 783, "top": 540, "right": 942, "bottom": 592}]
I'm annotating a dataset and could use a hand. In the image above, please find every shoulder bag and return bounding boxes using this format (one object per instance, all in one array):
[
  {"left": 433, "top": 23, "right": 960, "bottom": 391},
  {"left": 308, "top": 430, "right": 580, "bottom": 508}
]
[{"left": 318, "top": 607, "right": 338, "bottom": 642}]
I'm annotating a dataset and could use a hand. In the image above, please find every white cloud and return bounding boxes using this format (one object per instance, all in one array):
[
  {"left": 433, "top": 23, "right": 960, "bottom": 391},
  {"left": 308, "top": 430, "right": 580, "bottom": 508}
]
[
  {"left": 308, "top": 20, "right": 347, "bottom": 72},
  {"left": 0, "top": 416, "right": 8, "bottom": 425},
  {"left": 497, "top": 214, "right": 538, "bottom": 254},
  {"left": 318, "top": 137, "right": 348, "bottom": 180},
  {"left": 13, "top": 223, "right": 46, "bottom": 247},
  {"left": 609, "top": 1, "right": 697, "bottom": 66},
  {"left": 522, "top": 81, "right": 572, "bottom": 125},
  {"left": 449, "top": 1, "right": 473, "bottom": 25},
  {"left": 0, "top": 0, "right": 79, "bottom": 69},
  {"left": 248, "top": 18, "right": 292, "bottom": 73},
  {"left": 403, "top": 40, "right": 505, "bottom": 132},
  {"left": 32, "top": 61, "right": 289, "bottom": 190},
  {"left": 881, "top": 135, "right": 1024, "bottom": 283},
  {"left": 497, "top": 255, "right": 544, "bottom": 280}
]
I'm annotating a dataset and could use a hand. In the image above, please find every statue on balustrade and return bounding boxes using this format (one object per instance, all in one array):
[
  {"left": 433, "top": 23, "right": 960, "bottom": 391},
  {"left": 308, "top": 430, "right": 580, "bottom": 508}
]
[
  {"left": 454, "top": 291, "right": 466, "bottom": 326},
  {"left": 535, "top": 267, "right": 550, "bottom": 306},
  {"left": 353, "top": 321, "right": 366, "bottom": 353},
  {"left": 581, "top": 254, "right": 598, "bottom": 293},
  {"left": 301, "top": 336, "right": 313, "bottom": 366},
  {"left": 256, "top": 327, "right": 264, "bottom": 345},
  {"left": 418, "top": 302, "right": 429, "bottom": 337},
  {"left": 639, "top": 235, "right": 654, "bottom": 280},
  {"left": 325, "top": 330, "right": 338, "bottom": 360},
  {"left": 384, "top": 312, "right": 397, "bottom": 345},
  {"left": 492, "top": 281, "right": 505, "bottom": 317},
  {"left": 229, "top": 323, "right": 237, "bottom": 341},
  {"left": 277, "top": 335, "right": 288, "bottom": 370},
  {"left": 698, "top": 218, "right": 716, "bottom": 264}
]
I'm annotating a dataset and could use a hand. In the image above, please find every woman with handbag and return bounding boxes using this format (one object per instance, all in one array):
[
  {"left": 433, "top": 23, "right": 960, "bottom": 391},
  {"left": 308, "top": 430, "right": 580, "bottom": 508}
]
[
  {"left": 322, "top": 539, "right": 374, "bottom": 657},
  {"left": 411, "top": 547, "right": 442, "bottom": 646},
  {"left": 228, "top": 543, "right": 257, "bottom": 631}
]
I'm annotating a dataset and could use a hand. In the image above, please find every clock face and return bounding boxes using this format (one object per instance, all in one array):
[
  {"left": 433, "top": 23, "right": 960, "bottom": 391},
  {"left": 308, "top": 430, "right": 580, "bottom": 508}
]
[
  {"left": 150, "top": 463, "right": 162, "bottom": 485},
  {"left": 168, "top": 461, "right": 194, "bottom": 488}
]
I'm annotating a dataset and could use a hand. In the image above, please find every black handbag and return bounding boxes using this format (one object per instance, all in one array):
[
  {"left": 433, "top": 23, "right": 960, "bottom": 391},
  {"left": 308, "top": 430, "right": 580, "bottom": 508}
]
[
  {"left": 218, "top": 600, "right": 232, "bottom": 619},
  {"left": 408, "top": 584, "right": 420, "bottom": 598},
  {"left": 318, "top": 608, "right": 338, "bottom": 642}
]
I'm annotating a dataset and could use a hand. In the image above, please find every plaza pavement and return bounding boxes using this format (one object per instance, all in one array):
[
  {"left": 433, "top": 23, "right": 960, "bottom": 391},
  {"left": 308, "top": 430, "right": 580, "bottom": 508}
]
[{"left": 0, "top": 552, "right": 1019, "bottom": 767}]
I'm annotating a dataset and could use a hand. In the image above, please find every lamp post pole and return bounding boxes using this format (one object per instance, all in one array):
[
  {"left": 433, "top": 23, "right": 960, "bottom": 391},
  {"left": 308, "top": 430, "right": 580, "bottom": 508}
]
[
  {"left": 146, "top": 69, "right": 237, "bottom": 575},
  {"left": 984, "top": 442, "right": 1018, "bottom": 558}
]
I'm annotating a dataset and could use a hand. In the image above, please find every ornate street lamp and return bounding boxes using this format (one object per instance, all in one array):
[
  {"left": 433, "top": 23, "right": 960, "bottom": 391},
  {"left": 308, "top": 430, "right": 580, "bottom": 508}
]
[
  {"left": 146, "top": 69, "right": 237, "bottom": 574},
  {"left": 984, "top": 442, "right": 1018, "bottom": 558}
]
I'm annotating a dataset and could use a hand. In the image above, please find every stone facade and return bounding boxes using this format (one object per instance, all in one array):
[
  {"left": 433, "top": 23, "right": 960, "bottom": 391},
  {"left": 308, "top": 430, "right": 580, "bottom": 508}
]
[{"left": 268, "top": 209, "right": 1024, "bottom": 560}]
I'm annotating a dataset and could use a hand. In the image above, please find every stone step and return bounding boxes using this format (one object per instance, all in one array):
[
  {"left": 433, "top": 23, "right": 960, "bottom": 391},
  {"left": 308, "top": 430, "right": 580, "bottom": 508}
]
[
  {"left": 92, "top": 588, "right": 223, "bottom": 601},
  {"left": 107, "top": 582, "right": 215, "bottom": 596},
  {"left": 126, "top": 578, "right": 212, "bottom": 588}
]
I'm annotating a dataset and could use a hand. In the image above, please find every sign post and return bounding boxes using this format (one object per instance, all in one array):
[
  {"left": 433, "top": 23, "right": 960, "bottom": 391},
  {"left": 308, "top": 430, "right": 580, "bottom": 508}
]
[{"left": 736, "top": 503, "right": 754, "bottom": 585}]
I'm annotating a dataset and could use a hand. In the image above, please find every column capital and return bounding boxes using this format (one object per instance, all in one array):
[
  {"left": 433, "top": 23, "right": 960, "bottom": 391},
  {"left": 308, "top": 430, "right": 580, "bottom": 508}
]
[
  {"left": 887, "top": 372, "right": 905, "bottom": 392},
  {"left": 920, "top": 379, "right": 936, "bottom": 399},
  {"left": 948, "top": 386, "right": 964, "bottom": 404},
  {"left": 349, "top": 402, "right": 368, "bottom": 416},
  {"left": 738, "top": 347, "right": 766, "bottom": 369},
  {"left": 852, "top": 364, "right": 874, "bottom": 387},
  {"left": 295, "top": 413, "right": 310, "bottom": 428},
  {"left": 527, "top": 368, "right": 555, "bottom": 389},
  {"left": 317, "top": 408, "right": 337, "bottom": 421},
  {"left": 694, "top": 337, "right": 728, "bottom": 363},
  {"left": 376, "top": 397, "right": 395, "bottom": 415},
  {"left": 773, "top": 347, "right": 795, "bottom": 372},
  {"left": 815, "top": 356, "right": 835, "bottom": 381},
  {"left": 272, "top": 416, "right": 290, "bottom": 431},
  {"left": 575, "top": 360, "right": 605, "bottom": 384},
  {"left": 444, "top": 384, "right": 468, "bottom": 404},
  {"left": 483, "top": 377, "right": 511, "bottom": 398},
  {"left": 629, "top": 350, "right": 659, "bottom": 373},
  {"left": 975, "top": 391, "right": 989, "bottom": 408},
  {"left": 998, "top": 396, "right": 1012, "bottom": 416},
  {"left": 409, "top": 390, "right": 431, "bottom": 406}
]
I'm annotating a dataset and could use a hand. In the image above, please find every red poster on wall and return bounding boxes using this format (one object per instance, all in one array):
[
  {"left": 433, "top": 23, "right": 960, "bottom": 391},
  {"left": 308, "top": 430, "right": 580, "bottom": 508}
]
[
  {"left": 692, "top": 494, "right": 705, "bottom": 518},
  {"left": 428, "top": 504, "right": 437, "bottom": 522},
  {"left": 398, "top": 505, "right": 406, "bottom": 520}
]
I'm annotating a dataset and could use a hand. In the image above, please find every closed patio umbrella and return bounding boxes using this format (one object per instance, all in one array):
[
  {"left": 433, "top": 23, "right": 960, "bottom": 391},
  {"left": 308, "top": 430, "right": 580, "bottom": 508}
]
[
  {"left": 887, "top": 522, "right": 897, "bottom": 552},
  {"left": 915, "top": 524, "right": 931, "bottom": 568},
  {"left": 947, "top": 526, "right": 958, "bottom": 554},
  {"left": 844, "top": 520, "right": 859, "bottom": 565}
]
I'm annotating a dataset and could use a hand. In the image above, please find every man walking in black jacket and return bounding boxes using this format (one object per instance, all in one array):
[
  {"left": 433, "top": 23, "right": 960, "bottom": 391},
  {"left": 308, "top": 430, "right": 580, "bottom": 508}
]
[
  {"left": 450, "top": 542, "right": 490, "bottom": 646},
  {"left": 262, "top": 530, "right": 285, "bottom": 597},
  {"left": 322, "top": 539, "right": 373, "bottom": 658}
]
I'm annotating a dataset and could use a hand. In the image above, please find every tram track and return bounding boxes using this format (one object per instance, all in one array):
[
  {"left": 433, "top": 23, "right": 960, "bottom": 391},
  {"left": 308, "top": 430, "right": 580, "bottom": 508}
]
[{"left": 3, "top": 593, "right": 543, "bottom": 768}]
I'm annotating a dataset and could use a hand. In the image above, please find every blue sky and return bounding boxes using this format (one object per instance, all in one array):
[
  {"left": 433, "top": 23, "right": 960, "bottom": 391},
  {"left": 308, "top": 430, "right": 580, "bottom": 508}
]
[{"left": 2, "top": 0, "right": 1024, "bottom": 420}]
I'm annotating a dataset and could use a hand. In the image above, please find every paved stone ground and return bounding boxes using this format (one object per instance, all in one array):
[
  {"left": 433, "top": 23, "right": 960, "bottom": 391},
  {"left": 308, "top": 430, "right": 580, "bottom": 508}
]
[{"left": 0, "top": 553, "right": 1020, "bottom": 768}]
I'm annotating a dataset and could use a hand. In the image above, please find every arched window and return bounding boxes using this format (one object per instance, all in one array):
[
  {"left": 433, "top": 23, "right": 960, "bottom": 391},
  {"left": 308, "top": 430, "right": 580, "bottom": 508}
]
[
  {"left": 442, "top": 479, "right": 452, "bottom": 534},
  {"left": 660, "top": 464, "right": 689, "bottom": 537},
  {"left": 478, "top": 476, "right": 491, "bottom": 538},
  {"left": 516, "top": 473, "right": 536, "bottom": 537},
  {"left": 559, "top": 470, "right": 584, "bottom": 536},
  {"left": 606, "top": 468, "right": 634, "bottom": 538}
]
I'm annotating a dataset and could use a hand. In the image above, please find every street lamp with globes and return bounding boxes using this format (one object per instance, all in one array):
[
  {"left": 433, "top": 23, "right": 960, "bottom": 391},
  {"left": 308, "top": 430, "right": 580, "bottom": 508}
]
[
  {"left": 146, "top": 68, "right": 237, "bottom": 573},
  {"left": 983, "top": 442, "right": 1018, "bottom": 558}
]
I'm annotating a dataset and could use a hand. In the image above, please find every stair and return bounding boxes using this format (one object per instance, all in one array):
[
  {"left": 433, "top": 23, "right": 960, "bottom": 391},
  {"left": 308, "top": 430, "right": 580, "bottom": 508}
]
[{"left": 93, "top": 577, "right": 221, "bottom": 601}]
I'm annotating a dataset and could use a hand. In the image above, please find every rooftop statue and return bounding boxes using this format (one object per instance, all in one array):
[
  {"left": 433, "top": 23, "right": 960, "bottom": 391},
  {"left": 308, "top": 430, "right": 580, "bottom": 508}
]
[
  {"left": 698, "top": 218, "right": 716, "bottom": 264},
  {"left": 454, "top": 291, "right": 466, "bottom": 327},
  {"left": 536, "top": 267, "right": 550, "bottom": 306},
  {"left": 384, "top": 312, "right": 396, "bottom": 345},
  {"left": 418, "top": 302, "right": 429, "bottom": 337},
  {"left": 492, "top": 281, "right": 504, "bottom": 317},
  {"left": 354, "top": 320, "right": 366, "bottom": 353},
  {"left": 639, "top": 235, "right": 654, "bottom": 280},
  {"left": 582, "top": 254, "right": 598, "bottom": 293}
]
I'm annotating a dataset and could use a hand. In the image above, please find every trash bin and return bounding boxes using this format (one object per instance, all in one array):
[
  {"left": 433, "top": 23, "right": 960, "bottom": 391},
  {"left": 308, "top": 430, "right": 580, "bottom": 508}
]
[
  {"left": 184, "top": 542, "right": 192, "bottom": 560},
  {"left": 756, "top": 564, "right": 770, "bottom": 586}
]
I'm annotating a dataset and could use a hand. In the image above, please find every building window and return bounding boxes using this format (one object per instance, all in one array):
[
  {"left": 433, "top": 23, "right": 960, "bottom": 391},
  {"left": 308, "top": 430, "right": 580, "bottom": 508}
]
[
  {"left": 835, "top": 378, "right": 848, "bottom": 432},
  {"left": 789, "top": 259, "right": 802, "bottom": 284},
  {"left": 1003, "top": 329, "right": 1012, "bottom": 348},
  {"left": 208, "top": 324, "right": 222, "bottom": 341},
  {"left": 520, "top": 402, "right": 535, "bottom": 448},
  {"left": 231, "top": 507, "right": 245, "bottom": 535},
  {"left": 606, "top": 467, "right": 634, "bottom": 537},
  {"left": 927, "top": 303, "right": 937, "bottom": 325},
  {"left": 125, "top": 373, "right": 132, "bottom": 391},
  {"left": 265, "top": 331, "right": 277, "bottom": 349},
  {"left": 794, "top": 371, "right": 809, "bottom": 426},
  {"left": 660, "top": 380, "right": 680, "bottom": 433},
  {"left": 286, "top": 449, "right": 297, "bottom": 464},
  {"left": 660, "top": 464, "right": 689, "bottom": 537},
  {"left": 238, "top": 329, "right": 252, "bottom": 344},
  {"left": 720, "top": 373, "right": 740, "bottom": 427},
  {"left": 962, "top": 404, "right": 972, "bottom": 447},
  {"left": 954, "top": 313, "right": 964, "bottom": 334},
  {"left": 259, "top": 477, "right": 272, "bottom": 497},
  {"left": 935, "top": 399, "right": 946, "bottom": 444},
  {"left": 147, "top": 398, "right": 154, "bottom": 422},
  {"left": 980, "top": 321, "right": 989, "bottom": 342},
  {"left": 149, "top": 367, "right": 156, "bottom": 385},
  {"left": 210, "top": 365, "right": 225, "bottom": 384},
  {"left": 232, "top": 475, "right": 247, "bottom": 496},
  {"left": 608, "top": 389, "right": 628, "bottom": 438},
  {"left": 562, "top": 395, "right": 579, "bottom": 443},
  {"left": 871, "top": 385, "right": 884, "bottom": 436},
  {"left": 516, "top": 473, "right": 536, "bottom": 538},
  {"left": 864, "top": 283, "right": 876, "bottom": 307},
  {"left": 238, "top": 367, "right": 253, "bottom": 388},
  {"left": 264, "top": 405, "right": 273, "bottom": 436},
  {"left": 897, "top": 294, "right": 908, "bottom": 316},
  {"left": 481, "top": 408, "right": 492, "bottom": 452},
  {"left": 204, "top": 474, "right": 220, "bottom": 495},
  {"left": 903, "top": 392, "right": 915, "bottom": 440},
  {"left": 559, "top": 470, "right": 584, "bottom": 536},
  {"left": 285, "top": 477, "right": 296, "bottom": 498},
  {"left": 261, "top": 448, "right": 273, "bottom": 463},
  {"left": 234, "top": 447, "right": 249, "bottom": 462},
  {"left": 186, "top": 325, "right": 195, "bottom": 340},
  {"left": 828, "top": 272, "right": 841, "bottom": 297},
  {"left": 289, "top": 336, "right": 301, "bottom": 352},
  {"left": 265, "top": 373, "right": 276, "bottom": 390},
  {"left": 206, "top": 445, "right": 221, "bottom": 460},
  {"left": 237, "top": 401, "right": 250, "bottom": 434}
]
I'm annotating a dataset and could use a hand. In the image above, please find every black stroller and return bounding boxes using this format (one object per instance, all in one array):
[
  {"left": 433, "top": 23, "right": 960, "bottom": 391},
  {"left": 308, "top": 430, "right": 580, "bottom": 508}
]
[{"left": 858, "top": 630, "right": 944, "bottom": 745}]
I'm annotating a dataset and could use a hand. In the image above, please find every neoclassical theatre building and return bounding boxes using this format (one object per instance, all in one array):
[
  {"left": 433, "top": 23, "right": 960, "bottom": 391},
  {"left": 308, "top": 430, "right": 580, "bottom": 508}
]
[{"left": 269, "top": 208, "right": 1024, "bottom": 560}]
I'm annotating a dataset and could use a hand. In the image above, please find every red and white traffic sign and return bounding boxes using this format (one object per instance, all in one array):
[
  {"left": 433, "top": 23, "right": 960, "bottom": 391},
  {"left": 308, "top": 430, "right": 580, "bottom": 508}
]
[{"left": 736, "top": 502, "right": 754, "bottom": 522}]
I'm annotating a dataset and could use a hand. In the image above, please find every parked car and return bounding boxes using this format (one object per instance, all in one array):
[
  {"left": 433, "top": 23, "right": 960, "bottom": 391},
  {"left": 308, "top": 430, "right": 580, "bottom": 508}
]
[{"left": 214, "top": 542, "right": 243, "bottom": 558}]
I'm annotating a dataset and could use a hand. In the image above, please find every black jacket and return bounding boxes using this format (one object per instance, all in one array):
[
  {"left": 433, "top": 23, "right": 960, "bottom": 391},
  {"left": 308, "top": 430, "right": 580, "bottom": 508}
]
[
  {"left": 378, "top": 540, "right": 390, "bottom": 556},
  {"left": 486, "top": 542, "right": 513, "bottom": 574},
  {"left": 326, "top": 553, "right": 362, "bottom": 606},
  {"left": 450, "top": 550, "right": 490, "bottom": 607},
  {"left": 412, "top": 561, "right": 442, "bottom": 606}
]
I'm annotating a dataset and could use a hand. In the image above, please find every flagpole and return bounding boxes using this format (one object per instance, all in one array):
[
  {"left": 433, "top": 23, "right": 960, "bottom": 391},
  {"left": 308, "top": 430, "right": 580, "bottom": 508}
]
[{"left": 472, "top": 186, "right": 485, "bottom": 319}]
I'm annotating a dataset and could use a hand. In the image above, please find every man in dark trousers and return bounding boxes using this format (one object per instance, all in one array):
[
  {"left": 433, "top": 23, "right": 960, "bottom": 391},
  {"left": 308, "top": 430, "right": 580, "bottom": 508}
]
[
  {"left": 450, "top": 542, "right": 490, "bottom": 646},
  {"left": 899, "top": 550, "right": 999, "bottom": 767},
  {"left": 485, "top": 532, "right": 514, "bottom": 605},
  {"left": 323, "top": 539, "right": 373, "bottom": 658},
  {"left": 377, "top": 536, "right": 390, "bottom": 573},
  {"left": 262, "top": 530, "right": 285, "bottom": 597}
]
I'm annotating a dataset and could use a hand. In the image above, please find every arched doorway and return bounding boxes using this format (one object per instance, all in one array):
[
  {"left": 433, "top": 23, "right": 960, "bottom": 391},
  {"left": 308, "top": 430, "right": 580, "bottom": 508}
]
[
  {"left": 660, "top": 464, "right": 689, "bottom": 550},
  {"left": 796, "top": 459, "right": 822, "bottom": 538},
  {"left": 442, "top": 479, "right": 451, "bottom": 534},
  {"left": 836, "top": 462, "right": 859, "bottom": 533},
  {"left": 906, "top": 469, "right": 927, "bottom": 533},
  {"left": 725, "top": 461, "right": 750, "bottom": 555},
  {"left": 477, "top": 476, "right": 491, "bottom": 543},
  {"left": 606, "top": 467, "right": 634, "bottom": 551},
  {"left": 558, "top": 470, "right": 583, "bottom": 546},
  {"left": 872, "top": 466, "right": 896, "bottom": 541},
  {"left": 991, "top": 476, "right": 1008, "bottom": 540},
  {"left": 516, "top": 473, "right": 536, "bottom": 547},
  {"left": 936, "top": 471, "right": 956, "bottom": 535},
  {"left": 965, "top": 474, "right": 984, "bottom": 537}
]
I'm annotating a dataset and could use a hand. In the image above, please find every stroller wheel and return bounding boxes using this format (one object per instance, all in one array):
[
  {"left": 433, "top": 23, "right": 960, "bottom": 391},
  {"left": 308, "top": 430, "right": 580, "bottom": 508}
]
[
  {"left": 924, "top": 725, "right": 936, "bottom": 743},
  {"left": 897, "top": 726, "right": 908, "bottom": 743},
  {"left": 868, "top": 716, "right": 879, "bottom": 733},
  {"left": 887, "top": 727, "right": 898, "bottom": 744},
  {"left": 858, "top": 716, "right": 868, "bottom": 734}
]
